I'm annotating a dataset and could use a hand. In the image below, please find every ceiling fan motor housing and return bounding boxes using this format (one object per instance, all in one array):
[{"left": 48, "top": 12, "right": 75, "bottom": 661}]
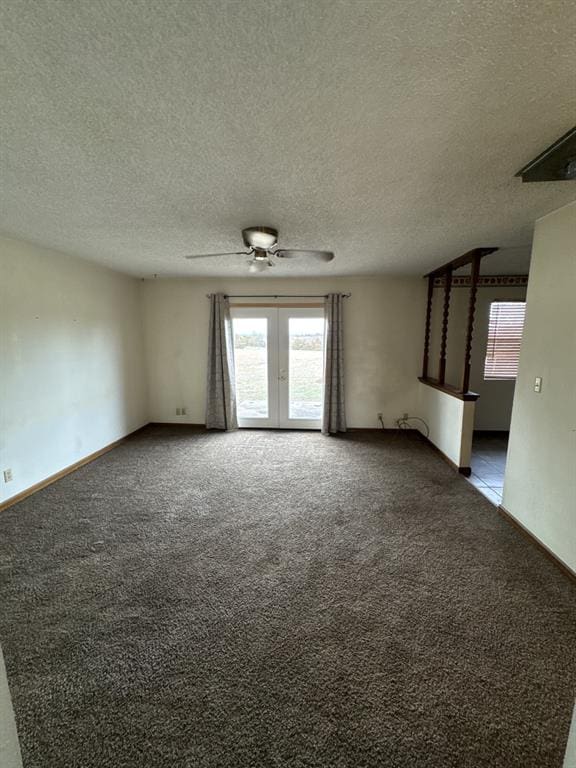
[{"left": 242, "top": 226, "right": 278, "bottom": 250}]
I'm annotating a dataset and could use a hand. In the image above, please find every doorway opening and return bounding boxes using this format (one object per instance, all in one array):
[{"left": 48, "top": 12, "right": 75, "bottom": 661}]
[
  {"left": 467, "top": 299, "right": 527, "bottom": 504},
  {"left": 231, "top": 307, "right": 325, "bottom": 429}
]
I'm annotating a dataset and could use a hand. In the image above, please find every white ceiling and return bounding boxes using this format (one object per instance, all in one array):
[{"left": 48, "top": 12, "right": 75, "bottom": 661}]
[{"left": 1, "top": 0, "right": 575, "bottom": 278}]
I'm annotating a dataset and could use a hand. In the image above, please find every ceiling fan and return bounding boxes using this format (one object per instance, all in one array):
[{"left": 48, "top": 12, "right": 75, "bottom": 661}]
[{"left": 184, "top": 227, "right": 335, "bottom": 272}]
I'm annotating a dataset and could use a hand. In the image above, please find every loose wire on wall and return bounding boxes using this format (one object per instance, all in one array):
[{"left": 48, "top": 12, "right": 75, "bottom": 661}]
[
  {"left": 377, "top": 414, "right": 430, "bottom": 438},
  {"left": 396, "top": 415, "right": 430, "bottom": 438}
]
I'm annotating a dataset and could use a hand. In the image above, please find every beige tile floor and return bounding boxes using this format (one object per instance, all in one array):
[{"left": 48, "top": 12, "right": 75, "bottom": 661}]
[{"left": 466, "top": 432, "right": 508, "bottom": 506}]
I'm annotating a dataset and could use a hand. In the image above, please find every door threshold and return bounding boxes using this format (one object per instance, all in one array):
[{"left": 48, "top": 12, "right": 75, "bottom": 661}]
[{"left": 237, "top": 426, "right": 321, "bottom": 432}]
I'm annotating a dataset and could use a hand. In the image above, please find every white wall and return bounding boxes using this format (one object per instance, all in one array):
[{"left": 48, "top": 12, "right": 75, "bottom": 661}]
[
  {"left": 142, "top": 276, "right": 426, "bottom": 428},
  {"left": 503, "top": 201, "right": 576, "bottom": 574},
  {"left": 417, "top": 382, "right": 475, "bottom": 468},
  {"left": 0, "top": 237, "right": 148, "bottom": 503}
]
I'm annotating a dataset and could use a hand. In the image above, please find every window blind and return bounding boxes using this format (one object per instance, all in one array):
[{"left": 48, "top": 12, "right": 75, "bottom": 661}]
[{"left": 484, "top": 301, "right": 526, "bottom": 380}]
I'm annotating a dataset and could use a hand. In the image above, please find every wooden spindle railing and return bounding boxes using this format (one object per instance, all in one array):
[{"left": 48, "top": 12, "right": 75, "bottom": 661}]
[
  {"left": 421, "top": 275, "right": 434, "bottom": 379},
  {"left": 419, "top": 247, "right": 498, "bottom": 400},
  {"left": 438, "top": 266, "right": 452, "bottom": 385},
  {"left": 461, "top": 253, "right": 481, "bottom": 394}
]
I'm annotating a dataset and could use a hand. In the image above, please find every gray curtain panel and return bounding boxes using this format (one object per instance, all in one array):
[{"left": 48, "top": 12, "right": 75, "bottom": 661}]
[
  {"left": 322, "top": 293, "right": 347, "bottom": 434},
  {"left": 205, "top": 293, "right": 238, "bottom": 430}
]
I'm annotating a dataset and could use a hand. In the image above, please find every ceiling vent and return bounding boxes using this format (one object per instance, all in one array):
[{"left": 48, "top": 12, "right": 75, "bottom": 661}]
[{"left": 515, "top": 126, "right": 576, "bottom": 182}]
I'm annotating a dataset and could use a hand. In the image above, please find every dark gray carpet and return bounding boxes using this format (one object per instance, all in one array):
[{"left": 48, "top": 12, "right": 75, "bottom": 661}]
[{"left": 0, "top": 426, "right": 575, "bottom": 768}]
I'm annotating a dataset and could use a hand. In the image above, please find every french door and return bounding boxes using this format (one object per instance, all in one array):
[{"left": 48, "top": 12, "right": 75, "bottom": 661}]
[{"left": 231, "top": 307, "right": 325, "bottom": 429}]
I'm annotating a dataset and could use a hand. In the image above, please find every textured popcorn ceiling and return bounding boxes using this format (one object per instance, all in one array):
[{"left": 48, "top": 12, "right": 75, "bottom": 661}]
[{"left": 1, "top": 0, "right": 575, "bottom": 277}]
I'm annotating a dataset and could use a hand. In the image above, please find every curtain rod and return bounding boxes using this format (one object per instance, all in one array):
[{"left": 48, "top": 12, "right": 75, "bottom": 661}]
[{"left": 205, "top": 293, "right": 351, "bottom": 299}]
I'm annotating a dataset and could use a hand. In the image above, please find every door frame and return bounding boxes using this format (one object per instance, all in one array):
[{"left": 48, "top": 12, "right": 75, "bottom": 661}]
[
  {"left": 230, "top": 306, "right": 279, "bottom": 429},
  {"left": 277, "top": 307, "right": 325, "bottom": 430},
  {"left": 231, "top": 305, "right": 325, "bottom": 430}
]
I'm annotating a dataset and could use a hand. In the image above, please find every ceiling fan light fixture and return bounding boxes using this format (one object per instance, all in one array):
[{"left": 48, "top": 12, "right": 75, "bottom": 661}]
[{"left": 249, "top": 259, "right": 268, "bottom": 273}]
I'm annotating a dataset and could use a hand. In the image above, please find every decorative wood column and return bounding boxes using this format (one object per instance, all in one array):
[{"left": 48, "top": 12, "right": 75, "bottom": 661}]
[
  {"left": 437, "top": 267, "right": 452, "bottom": 385},
  {"left": 461, "top": 253, "right": 481, "bottom": 393},
  {"left": 421, "top": 275, "right": 434, "bottom": 378}
]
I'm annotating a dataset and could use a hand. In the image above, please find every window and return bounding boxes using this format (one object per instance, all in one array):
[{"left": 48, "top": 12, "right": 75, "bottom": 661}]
[{"left": 484, "top": 301, "right": 526, "bottom": 380}]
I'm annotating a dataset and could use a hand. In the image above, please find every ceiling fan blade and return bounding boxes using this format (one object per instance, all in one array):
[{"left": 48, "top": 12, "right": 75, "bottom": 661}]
[
  {"left": 184, "top": 251, "right": 251, "bottom": 260},
  {"left": 275, "top": 249, "right": 335, "bottom": 262}
]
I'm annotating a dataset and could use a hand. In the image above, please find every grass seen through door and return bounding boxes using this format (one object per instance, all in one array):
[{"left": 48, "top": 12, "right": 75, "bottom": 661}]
[{"left": 234, "top": 327, "right": 323, "bottom": 419}]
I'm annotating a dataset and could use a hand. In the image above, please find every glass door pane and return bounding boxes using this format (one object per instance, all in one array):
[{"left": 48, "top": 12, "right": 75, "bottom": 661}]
[
  {"left": 233, "top": 317, "right": 269, "bottom": 419},
  {"left": 231, "top": 307, "right": 279, "bottom": 428},
  {"left": 288, "top": 317, "right": 324, "bottom": 420}
]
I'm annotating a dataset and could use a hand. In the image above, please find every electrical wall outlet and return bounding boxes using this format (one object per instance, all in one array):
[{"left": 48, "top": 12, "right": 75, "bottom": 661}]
[
  {"left": 3, "top": 469, "right": 13, "bottom": 483},
  {"left": 534, "top": 377, "right": 542, "bottom": 393}
]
